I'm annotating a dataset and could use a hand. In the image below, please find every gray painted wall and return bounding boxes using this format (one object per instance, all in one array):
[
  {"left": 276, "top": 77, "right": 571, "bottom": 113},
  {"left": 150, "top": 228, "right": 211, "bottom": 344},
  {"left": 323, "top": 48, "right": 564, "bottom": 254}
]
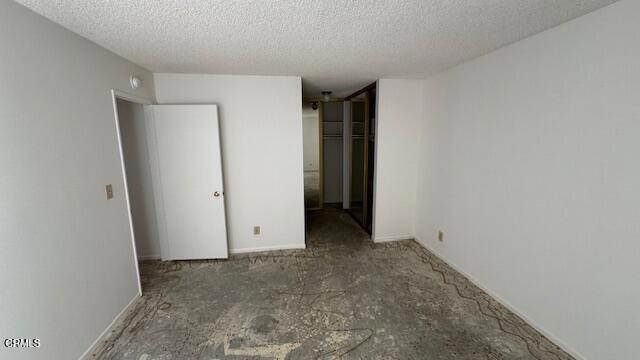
[
  {"left": 415, "top": 1, "right": 639, "bottom": 359},
  {"left": 0, "top": 2, "right": 154, "bottom": 359}
]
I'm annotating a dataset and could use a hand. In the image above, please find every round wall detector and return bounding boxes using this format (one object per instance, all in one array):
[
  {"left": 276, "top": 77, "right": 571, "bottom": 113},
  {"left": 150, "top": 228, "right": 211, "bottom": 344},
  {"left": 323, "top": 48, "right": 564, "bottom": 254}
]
[{"left": 129, "top": 75, "right": 142, "bottom": 90}]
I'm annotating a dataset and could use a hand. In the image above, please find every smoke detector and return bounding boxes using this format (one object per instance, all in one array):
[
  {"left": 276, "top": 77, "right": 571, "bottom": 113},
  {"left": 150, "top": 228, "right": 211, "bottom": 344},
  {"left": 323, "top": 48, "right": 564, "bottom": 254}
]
[{"left": 129, "top": 75, "right": 143, "bottom": 90}]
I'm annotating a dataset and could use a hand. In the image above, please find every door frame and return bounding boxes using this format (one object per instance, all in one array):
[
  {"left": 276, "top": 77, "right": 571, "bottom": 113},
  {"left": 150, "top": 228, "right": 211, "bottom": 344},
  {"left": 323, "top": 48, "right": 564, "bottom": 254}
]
[{"left": 110, "top": 89, "right": 153, "bottom": 296}]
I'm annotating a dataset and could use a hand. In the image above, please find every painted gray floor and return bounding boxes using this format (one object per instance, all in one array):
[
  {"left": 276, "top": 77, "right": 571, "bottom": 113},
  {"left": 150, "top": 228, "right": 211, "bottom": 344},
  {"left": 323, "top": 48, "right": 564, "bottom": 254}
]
[{"left": 92, "top": 209, "right": 573, "bottom": 359}]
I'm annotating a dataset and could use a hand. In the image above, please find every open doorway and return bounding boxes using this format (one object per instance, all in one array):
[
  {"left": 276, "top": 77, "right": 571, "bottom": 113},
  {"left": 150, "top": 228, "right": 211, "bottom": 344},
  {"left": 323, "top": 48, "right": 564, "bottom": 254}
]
[
  {"left": 303, "top": 95, "right": 375, "bottom": 247},
  {"left": 111, "top": 91, "right": 156, "bottom": 295},
  {"left": 302, "top": 83, "right": 377, "bottom": 246}
]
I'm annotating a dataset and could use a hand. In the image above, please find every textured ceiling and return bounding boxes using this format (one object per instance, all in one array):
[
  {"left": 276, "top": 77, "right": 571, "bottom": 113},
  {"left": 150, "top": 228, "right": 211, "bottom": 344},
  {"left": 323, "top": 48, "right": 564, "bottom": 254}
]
[{"left": 16, "top": 0, "right": 617, "bottom": 95}]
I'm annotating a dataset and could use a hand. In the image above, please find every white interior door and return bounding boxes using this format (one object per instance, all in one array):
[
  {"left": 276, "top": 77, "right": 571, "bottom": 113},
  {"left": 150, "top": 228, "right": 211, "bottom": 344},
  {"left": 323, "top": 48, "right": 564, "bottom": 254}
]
[{"left": 145, "top": 104, "right": 228, "bottom": 260}]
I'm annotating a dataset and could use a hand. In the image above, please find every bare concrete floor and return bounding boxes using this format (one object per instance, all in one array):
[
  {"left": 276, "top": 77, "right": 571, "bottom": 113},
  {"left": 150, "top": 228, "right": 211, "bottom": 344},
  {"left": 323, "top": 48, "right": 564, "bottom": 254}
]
[{"left": 92, "top": 209, "right": 573, "bottom": 359}]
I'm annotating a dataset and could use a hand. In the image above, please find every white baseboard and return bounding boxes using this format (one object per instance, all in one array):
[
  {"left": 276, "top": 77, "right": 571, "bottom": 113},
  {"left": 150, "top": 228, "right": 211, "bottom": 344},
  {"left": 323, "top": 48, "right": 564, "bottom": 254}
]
[
  {"left": 413, "top": 236, "right": 585, "bottom": 360},
  {"left": 373, "top": 234, "right": 414, "bottom": 243},
  {"left": 137, "top": 254, "right": 161, "bottom": 261},
  {"left": 229, "top": 243, "right": 306, "bottom": 254},
  {"left": 78, "top": 293, "right": 140, "bottom": 360}
]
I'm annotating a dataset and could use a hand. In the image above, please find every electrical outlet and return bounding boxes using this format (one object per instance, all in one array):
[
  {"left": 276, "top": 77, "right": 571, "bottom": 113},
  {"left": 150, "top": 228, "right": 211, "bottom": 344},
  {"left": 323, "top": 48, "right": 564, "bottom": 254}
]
[
  {"left": 253, "top": 226, "right": 261, "bottom": 235},
  {"left": 105, "top": 184, "right": 114, "bottom": 200},
  {"left": 438, "top": 231, "right": 444, "bottom": 242}
]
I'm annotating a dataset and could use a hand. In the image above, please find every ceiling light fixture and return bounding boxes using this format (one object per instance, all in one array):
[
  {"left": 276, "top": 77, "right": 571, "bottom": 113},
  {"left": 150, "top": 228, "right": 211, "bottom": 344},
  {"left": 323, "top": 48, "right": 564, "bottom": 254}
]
[{"left": 321, "top": 91, "right": 332, "bottom": 102}]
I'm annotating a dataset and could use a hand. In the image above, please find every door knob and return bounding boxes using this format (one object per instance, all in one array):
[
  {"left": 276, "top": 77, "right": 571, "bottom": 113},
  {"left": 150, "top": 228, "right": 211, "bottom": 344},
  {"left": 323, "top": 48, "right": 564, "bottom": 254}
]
[{"left": 213, "top": 191, "right": 221, "bottom": 198}]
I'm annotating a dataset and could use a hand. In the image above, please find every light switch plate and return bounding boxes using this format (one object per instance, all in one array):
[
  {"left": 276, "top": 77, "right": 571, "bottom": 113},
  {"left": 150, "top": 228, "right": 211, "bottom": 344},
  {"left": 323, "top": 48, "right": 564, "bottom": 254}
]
[{"left": 106, "top": 184, "right": 114, "bottom": 200}]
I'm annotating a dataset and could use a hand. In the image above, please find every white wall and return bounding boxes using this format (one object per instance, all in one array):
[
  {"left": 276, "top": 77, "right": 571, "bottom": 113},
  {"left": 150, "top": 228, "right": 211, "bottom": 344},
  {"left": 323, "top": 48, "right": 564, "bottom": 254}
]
[
  {"left": 302, "top": 103, "right": 320, "bottom": 171},
  {"left": 0, "top": 2, "right": 154, "bottom": 359},
  {"left": 117, "top": 100, "right": 161, "bottom": 259},
  {"left": 154, "top": 74, "right": 306, "bottom": 253},
  {"left": 373, "top": 79, "right": 423, "bottom": 242},
  {"left": 415, "top": 1, "right": 639, "bottom": 359}
]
